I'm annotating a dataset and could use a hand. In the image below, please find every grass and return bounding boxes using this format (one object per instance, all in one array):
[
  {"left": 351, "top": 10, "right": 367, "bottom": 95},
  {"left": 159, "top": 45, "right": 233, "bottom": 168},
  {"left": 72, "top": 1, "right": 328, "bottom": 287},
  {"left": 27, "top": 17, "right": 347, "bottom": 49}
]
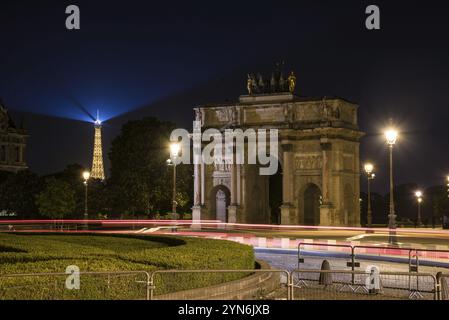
[{"left": 0, "top": 233, "right": 254, "bottom": 299}]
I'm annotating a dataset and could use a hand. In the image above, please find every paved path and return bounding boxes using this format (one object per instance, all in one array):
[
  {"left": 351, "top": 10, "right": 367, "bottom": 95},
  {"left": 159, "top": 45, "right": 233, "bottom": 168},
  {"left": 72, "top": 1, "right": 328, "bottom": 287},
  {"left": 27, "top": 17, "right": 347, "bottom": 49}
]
[{"left": 255, "top": 248, "right": 449, "bottom": 274}]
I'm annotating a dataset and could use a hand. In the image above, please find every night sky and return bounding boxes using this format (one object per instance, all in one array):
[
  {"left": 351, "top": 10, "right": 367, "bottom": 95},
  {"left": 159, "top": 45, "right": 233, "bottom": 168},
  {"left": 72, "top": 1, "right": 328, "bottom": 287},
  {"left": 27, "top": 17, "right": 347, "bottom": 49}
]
[{"left": 1, "top": 0, "right": 449, "bottom": 193}]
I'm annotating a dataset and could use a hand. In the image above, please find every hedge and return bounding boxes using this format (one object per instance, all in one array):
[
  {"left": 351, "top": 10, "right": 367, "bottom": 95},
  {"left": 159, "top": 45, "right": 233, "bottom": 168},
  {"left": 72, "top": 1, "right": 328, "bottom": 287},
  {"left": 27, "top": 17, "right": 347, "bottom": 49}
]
[{"left": 0, "top": 233, "right": 254, "bottom": 299}]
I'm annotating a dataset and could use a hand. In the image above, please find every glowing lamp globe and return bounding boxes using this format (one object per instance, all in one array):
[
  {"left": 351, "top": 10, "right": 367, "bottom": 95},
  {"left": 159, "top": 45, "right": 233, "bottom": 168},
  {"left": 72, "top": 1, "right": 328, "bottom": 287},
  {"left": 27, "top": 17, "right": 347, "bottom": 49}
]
[
  {"left": 83, "top": 171, "right": 90, "bottom": 181},
  {"left": 364, "top": 163, "right": 374, "bottom": 174},
  {"left": 170, "top": 143, "right": 180, "bottom": 157},
  {"left": 385, "top": 129, "right": 398, "bottom": 145}
]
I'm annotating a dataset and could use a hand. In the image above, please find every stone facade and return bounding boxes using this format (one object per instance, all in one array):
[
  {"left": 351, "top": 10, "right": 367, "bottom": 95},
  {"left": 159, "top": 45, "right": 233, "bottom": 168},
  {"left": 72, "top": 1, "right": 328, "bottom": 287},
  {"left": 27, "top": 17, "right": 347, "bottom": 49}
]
[
  {"left": 0, "top": 102, "right": 27, "bottom": 172},
  {"left": 192, "top": 93, "right": 364, "bottom": 226}
]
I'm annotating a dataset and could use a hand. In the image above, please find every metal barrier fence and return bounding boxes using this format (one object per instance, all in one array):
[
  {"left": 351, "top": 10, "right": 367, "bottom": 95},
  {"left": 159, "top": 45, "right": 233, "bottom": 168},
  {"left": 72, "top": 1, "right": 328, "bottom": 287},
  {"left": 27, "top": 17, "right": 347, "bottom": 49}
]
[
  {"left": 149, "top": 269, "right": 290, "bottom": 300},
  {"left": 1, "top": 268, "right": 448, "bottom": 300},
  {"left": 436, "top": 273, "right": 449, "bottom": 300},
  {"left": 291, "top": 269, "right": 437, "bottom": 300},
  {"left": 298, "top": 242, "right": 449, "bottom": 274},
  {"left": 297, "top": 242, "right": 355, "bottom": 272},
  {"left": 0, "top": 271, "right": 150, "bottom": 300}
]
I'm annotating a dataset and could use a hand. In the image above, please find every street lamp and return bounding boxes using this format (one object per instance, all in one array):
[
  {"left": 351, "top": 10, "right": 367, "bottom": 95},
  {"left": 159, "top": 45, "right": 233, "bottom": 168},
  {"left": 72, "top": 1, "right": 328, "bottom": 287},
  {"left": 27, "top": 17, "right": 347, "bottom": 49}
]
[
  {"left": 82, "top": 170, "right": 90, "bottom": 229},
  {"left": 415, "top": 190, "right": 423, "bottom": 227},
  {"left": 364, "top": 163, "right": 375, "bottom": 228},
  {"left": 168, "top": 143, "right": 180, "bottom": 220},
  {"left": 385, "top": 128, "right": 398, "bottom": 244}
]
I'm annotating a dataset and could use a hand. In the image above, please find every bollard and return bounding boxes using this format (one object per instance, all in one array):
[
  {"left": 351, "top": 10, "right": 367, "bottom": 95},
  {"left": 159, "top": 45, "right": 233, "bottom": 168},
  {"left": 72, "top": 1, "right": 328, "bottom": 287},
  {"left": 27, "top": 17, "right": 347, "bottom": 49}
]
[{"left": 318, "top": 260, "right": 333, "bottom": 287}]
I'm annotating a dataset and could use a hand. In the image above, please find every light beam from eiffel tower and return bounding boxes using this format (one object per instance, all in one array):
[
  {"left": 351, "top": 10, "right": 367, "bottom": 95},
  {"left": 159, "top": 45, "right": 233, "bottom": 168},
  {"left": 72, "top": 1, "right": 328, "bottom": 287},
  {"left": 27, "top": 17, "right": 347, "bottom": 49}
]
[{"left": 90, "top": 110, "right": 105, "bottom": 180}]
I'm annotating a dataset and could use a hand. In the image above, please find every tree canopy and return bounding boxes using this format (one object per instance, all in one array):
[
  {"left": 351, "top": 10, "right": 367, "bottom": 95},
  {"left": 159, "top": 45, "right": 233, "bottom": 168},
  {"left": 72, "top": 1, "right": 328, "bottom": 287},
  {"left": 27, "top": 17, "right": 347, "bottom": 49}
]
[
  {"left": 35, "top": 177, "right": 76, "bottom": 219},
  {"left": 0, "top": 170, "right": 42, "bottom": 218},
  {"left": 108, "top": 117, "right": 192, "bottom": 217}
]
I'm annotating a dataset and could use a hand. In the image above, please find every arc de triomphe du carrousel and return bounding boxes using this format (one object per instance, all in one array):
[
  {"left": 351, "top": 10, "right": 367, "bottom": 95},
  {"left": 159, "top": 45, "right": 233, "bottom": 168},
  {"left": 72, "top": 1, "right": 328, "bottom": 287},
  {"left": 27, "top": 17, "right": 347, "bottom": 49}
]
[{"left": 191, "top": 70, "right": 364, "bottom": 227}]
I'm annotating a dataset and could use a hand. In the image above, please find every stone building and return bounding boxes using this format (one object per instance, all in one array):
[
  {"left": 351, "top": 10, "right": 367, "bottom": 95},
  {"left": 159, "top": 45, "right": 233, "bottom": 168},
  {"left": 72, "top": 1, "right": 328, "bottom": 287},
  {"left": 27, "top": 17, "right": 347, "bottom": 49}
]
[
  {"left": 0, "top": 102, "right": 27, "bottom": 172},
  {"left": 192, "top": 87, "right": 364, "bottom": 226}
]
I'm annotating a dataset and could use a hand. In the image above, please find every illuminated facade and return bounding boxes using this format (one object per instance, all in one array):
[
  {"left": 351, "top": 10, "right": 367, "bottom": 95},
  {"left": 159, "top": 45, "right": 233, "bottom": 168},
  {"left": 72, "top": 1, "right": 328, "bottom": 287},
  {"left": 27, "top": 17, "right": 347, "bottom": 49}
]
[
  {"left": 0, "top": 102, "right": 27, "bottom": 173},
  {"left": 192, "top": 91, "right": 364, "bottom": 227}
]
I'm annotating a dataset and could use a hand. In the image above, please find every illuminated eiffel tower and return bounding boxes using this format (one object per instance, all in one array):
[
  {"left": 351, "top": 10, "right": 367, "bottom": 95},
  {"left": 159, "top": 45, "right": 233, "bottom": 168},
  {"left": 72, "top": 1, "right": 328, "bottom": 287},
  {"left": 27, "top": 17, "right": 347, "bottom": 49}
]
[{"left": 90, "top": 110, "right": 105, "bottom": 180}]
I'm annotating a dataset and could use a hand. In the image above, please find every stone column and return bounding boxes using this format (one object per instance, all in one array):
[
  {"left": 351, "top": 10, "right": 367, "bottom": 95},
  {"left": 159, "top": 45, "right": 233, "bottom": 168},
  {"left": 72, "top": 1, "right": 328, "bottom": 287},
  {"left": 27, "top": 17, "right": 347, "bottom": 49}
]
[
  {"left": 353, "top": 142, "right": 361, "bottom": 226},
  {"left": 280, "top": 143, "right": 295, "bottom": 225},
  {"left": 193, "top": 162, "right": 200, "bottom": 205},
  {"left": 282, "top": 144, "right": 293, "bottom": 203},
  {"left": 241, "top": 164, "right": 247, "bottom": 222},
  {"left": 191, "top": 128, "right": 203, "bottom": 229},
  {"left": 320, "top": 139, "right": 333, "bottom": 226},
  {"left": 230, "top": 164, "right": 237, "bottom": 204},
  {"left": 191, "top": 152, "right": 203, "bottom": 229},
  {"left": 333, "top": 142, "right": 344, "bottom": 226},
  {"left": 228, "top": 148, "right": 238, "bottom": 223},
  {"left": 200, "top": 161, "right": 205, "bottom": 205},
  {"left": 236, "top": 164, "right": 241, "bottom": 205},
  {"left": 321, "top": 140, "right": 332, "bottom": 203}
]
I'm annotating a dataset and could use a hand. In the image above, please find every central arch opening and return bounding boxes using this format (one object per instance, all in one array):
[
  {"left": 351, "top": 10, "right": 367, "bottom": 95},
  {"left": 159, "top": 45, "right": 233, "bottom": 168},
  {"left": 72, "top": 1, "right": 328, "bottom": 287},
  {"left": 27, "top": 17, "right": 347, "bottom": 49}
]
[
  {"left": 216, "top": 189, "right": 227, "bottom": 222},
  {"left": 269, "top": 161, "right": 283, "bottom": 224},
  {"left": 209, "top": 185, "right": 231, "bottom": 222},
  {"left": 303, "top": 183, "right": 321, "bottom": 226}
]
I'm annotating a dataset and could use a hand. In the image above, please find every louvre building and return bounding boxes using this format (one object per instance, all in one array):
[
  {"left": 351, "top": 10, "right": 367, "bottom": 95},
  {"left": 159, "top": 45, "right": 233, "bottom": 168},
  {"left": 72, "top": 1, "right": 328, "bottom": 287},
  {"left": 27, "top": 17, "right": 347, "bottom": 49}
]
[{"left": 0, "top": 101, "right": 27, "bottom": 172}]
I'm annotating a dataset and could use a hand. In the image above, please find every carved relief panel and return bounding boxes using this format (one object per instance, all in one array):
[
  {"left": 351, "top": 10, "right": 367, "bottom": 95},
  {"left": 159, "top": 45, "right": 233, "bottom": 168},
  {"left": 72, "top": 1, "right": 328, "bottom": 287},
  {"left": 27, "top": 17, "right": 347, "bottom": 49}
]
[
  {"left": 295, "top": 153, "right": 323, "bottom": 170},
  {"left": 343, "top": 153, "right": 354, "bottom": 171},
  {"left": 244, "top": 106, "right": 285, "bottom": 124}
]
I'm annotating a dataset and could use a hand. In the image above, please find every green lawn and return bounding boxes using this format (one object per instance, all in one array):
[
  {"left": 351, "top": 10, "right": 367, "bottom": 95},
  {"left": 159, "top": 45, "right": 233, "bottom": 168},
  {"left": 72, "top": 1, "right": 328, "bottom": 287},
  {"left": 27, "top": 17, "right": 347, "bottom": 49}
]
[{"left": 0, "top": 233, "right": 254, "bottom": 299}]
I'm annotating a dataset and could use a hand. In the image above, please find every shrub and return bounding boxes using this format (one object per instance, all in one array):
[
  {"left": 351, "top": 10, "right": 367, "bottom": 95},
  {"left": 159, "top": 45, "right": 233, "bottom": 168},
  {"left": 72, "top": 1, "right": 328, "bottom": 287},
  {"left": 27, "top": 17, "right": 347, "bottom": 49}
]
[{"left": 0, "top": 233, "right": 254, "bottom": 299}]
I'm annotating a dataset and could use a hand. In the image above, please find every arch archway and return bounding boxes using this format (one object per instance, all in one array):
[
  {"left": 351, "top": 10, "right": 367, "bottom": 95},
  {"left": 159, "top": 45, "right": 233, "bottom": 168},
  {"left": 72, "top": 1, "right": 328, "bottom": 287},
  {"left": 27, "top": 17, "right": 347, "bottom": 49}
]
[
  {"left": 303, "top": 183, "right": 321, "bottom": 226},
  {"left": 268, "top": 161, "right": 283, "bottom": 224},
  {"left": 209, "top": 185, "right": 231, "bottom": 222}
]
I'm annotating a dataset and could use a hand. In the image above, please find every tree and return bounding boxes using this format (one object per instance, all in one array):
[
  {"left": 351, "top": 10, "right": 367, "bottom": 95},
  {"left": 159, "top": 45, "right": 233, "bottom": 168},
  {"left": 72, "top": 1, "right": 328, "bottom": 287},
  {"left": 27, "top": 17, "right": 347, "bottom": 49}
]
[
  {"left": 360, "top": 191, "right": 385, "bottom": 226},
  {"left": 47, "top": 164, "right": 85, "bottom": 216},
  {"left": 424, "top": 185, "right": 449, "bottom": 227},
  {"left": 386, "top": 183, "right": 417, "bottom": 221},
  {"left": 36, "top": 177, "right": 76, "bottom": 219},
  {"left": 46, "top": 163, "right": 111, "bottom": 219},
  {"left": 86, "top": 179, "right": 109, "bottom": 218},
  {"left": 171, "top": 163, "right": 193, "bottom": 217},
  {"left": 108, "top": 117, "right": 192, "bottom": 218},
  {"left": 0, "top": 170, "right": 42, "bottom": 219}
]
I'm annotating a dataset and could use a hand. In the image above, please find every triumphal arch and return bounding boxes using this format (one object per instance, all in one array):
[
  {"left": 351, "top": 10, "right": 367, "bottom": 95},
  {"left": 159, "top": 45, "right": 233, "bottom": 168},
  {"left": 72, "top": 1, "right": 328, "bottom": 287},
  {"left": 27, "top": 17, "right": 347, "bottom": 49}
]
[{"left": 191, "top": 70, "right": 364, "bottom": 226}]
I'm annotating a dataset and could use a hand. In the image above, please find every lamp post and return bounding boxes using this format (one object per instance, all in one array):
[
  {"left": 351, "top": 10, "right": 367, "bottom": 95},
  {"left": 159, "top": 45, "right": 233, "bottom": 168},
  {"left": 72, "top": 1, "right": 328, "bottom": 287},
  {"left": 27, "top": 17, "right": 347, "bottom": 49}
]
[
  {"left": 415, "top": 190, "right": 423, "bottom": 227},
  {"left": 168, "top": 143, "right": 180, "bottom": 220},
  {"left": 385, "top": 128, "right": 398, "bottom": 244},
  {"left": 82, "top": 171, "right": 90, "bottom": 229},
  {"left": 364, "top": 163, "right": 375, "bottom": 228}
]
